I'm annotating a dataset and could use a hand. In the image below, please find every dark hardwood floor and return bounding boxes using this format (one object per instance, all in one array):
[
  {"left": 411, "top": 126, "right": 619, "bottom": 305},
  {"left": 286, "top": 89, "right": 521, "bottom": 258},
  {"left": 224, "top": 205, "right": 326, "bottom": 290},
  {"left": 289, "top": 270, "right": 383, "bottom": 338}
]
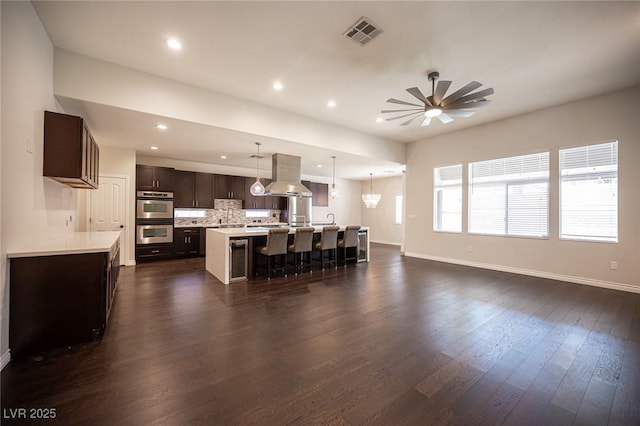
[{"left": 2, "top": 244, "right": 639, "bottom": 425}]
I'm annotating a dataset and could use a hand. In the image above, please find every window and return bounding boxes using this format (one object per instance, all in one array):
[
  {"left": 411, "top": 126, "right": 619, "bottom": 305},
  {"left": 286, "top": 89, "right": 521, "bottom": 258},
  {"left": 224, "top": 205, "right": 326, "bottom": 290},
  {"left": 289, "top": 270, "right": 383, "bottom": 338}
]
[
  {"left": 395, "top": 195, "right": 403, "bottom": 225},
  {"left": 559, "top": 141, "right": 618, "bottom": 242},
  {"left": 469, "top": 152, "right": 549, "bottom": 237},
  {"left": 433, "top": 164, "right": 462, "bottom": 232}
]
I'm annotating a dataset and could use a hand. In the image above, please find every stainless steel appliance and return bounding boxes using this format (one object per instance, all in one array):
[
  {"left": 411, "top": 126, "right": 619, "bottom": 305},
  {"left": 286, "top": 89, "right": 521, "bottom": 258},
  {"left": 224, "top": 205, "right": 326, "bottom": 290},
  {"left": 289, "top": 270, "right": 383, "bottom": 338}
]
[
  {"left": 136, "top": 191, "right": 174, "bottom": 221},
  {"left": 136, "top": 224, "right": 173, "bottom": 245},
  {"left": 229, "top": 239, "right": 248, "bottom": 281},
  {"left": 357, "top": 230, "right": 368, "bottom": 263},
  {"left": 288, "top": 196, "right": 312, "bottom": 227}
]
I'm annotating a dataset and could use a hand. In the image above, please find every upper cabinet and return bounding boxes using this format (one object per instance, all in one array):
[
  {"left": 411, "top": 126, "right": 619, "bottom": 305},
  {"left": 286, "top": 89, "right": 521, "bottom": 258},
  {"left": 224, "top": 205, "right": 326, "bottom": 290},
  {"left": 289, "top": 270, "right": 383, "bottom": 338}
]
[
  {"left": 309, "top": 182, "right": 329, "bottom": 206},
  {"left": 214, "top": 174, "right": 245, "bottom": 201},
  {"left": 136, "top": 165, "right": 175, "bottom": 191},
  {"left": 43, "top": 111, "right": 99, "bottom": 189},
  {"left": 174, "top": 171, "right": 214, "bottom": 208}
]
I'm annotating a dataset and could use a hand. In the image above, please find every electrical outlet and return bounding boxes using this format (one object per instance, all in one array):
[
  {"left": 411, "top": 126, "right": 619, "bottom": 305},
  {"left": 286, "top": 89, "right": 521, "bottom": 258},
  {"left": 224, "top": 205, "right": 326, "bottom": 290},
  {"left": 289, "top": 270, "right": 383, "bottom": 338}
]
[
  {"left": 408, "top": 214, "right": 416, "bottom": 219},
  {"left": 610, "top": 261, "right": 618, "bottom": 270},
  {"left": 25, "top": 138, "right": 34, "bottom": 154},
  {"left": 467, "top": 245, "right": 473, "bottom": 252}
]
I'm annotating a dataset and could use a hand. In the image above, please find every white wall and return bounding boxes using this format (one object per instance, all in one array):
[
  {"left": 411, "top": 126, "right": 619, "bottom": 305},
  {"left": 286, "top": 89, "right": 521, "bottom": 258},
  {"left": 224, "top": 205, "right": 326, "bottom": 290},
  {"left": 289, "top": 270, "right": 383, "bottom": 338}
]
[
  {"left": 1, "top": 2, "right": 83, "bottom": 365},
  {"left": 361, "top": 175, "right": 403, "bottom": 245},
  {"left": 405, "top": 86, "right": 640, "bottom": 292},
  {"left": 97, "top": 146, "right": 137, "bottom": 265}
]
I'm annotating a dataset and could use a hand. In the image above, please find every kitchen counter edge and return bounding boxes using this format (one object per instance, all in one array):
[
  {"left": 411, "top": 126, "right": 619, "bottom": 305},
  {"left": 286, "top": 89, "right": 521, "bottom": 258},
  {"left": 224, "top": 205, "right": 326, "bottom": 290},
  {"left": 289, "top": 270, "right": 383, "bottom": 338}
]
[{"left": 7, "top": 231, "right": 122, "bottom": 258}]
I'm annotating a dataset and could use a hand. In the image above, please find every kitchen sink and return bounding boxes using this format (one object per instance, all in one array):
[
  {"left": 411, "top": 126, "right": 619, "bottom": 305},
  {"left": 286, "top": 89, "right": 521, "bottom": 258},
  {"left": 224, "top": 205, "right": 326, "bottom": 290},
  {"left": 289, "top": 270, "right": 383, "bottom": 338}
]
[{"left": 219, "top": 223, "right": 245, "bottom": 229}]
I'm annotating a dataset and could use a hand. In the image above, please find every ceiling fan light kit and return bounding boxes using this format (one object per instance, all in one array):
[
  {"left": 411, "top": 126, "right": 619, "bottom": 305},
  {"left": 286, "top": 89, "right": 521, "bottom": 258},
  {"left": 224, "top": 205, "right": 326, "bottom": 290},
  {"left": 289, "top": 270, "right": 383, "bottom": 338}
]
[{"left": 382, "top": 71, "right": 494, "bottom": 127}]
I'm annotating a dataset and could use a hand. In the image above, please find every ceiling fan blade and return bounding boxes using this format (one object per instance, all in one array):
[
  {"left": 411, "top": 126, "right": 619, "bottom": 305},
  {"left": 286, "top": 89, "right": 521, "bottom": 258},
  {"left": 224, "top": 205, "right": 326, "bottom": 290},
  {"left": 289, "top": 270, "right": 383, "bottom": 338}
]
[
  {"left": 441, "top": 81, "right": 483, "bottom": 106},
  {"left": 443, "top": 109, "right": 475, "bottom": 118},
  {"left": 387, "top": 98, "right": 422, "bottom": 107},
  {"left": 385, "top": 111, "right": 423, "bottom": 121},
  {"left": 406, "top": 87, "right": 432, "bottom": 106},
  {"left": 381, "top": 108, "right": 423, "bottom": 114},
  {"left": 445, "top": 99, "right": 492, "bottom": 110},
  {"left": 444, "top": 88, "right": 494, "bottom": 107},
  {"left": 433, "top": 80, "right": 452, "bottom": 105},
  {"left": 400, "top": 114, "right": 424, "bottom": 126},
  {"left": 420, "top": 116, "right": 432, "bottom": 127},
  {"left": 437, "top": 113, "right": 454, "bottom": 124}
]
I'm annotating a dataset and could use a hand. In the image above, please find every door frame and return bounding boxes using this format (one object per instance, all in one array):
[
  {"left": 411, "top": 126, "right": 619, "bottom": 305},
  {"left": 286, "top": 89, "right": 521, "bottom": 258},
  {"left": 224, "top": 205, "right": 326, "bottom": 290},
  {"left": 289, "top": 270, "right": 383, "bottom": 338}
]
[{"left": 86, "top": 174, "right": 133, "bottom": 266}]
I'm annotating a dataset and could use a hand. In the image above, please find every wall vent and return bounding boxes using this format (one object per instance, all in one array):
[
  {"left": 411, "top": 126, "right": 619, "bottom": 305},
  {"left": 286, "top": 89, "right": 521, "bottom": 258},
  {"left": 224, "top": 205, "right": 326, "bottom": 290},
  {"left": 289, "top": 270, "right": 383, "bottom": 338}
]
[{"left": 344, "top": 17, "right": 383, "bottom": 46}]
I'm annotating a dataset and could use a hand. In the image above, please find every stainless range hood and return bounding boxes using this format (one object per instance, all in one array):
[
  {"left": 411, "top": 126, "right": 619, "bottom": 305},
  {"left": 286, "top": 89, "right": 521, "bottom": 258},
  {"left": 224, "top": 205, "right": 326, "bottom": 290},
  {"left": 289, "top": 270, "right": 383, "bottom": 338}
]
[{"left": 264, "top": 153, "right": 312, "bottom": 197}]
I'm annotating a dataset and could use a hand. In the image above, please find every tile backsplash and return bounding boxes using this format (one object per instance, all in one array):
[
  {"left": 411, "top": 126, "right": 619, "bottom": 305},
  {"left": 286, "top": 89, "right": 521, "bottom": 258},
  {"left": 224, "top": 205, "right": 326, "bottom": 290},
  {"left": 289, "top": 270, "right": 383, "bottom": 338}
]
[{"left": 175, "top": 199, "right": 281, "bottom": 226}]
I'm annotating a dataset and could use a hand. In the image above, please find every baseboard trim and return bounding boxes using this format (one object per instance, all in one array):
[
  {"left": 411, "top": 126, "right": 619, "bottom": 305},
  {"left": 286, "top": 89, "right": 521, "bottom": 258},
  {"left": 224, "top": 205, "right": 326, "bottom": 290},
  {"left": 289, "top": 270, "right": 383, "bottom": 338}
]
[
  {"left": 1, "top": 350, "right": 10, "bottom": 370},
  {"left": 404, "top": 252, "right": 640, "bottom": 294},
  {"left": 370, "top": 240, "right": 401, "bottom": 246}
]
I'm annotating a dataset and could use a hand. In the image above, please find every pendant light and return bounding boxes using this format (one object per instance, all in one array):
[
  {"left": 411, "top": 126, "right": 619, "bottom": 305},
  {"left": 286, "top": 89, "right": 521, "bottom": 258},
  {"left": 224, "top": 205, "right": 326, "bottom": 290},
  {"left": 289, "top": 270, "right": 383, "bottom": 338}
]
[
  {"left": 329, "top": 156, "right": 339, "bottom": 199},
  {"left": 249, "top": 142, "right": 265, "bottom": 196},
  {"left": 362, "top": 173, "right": 381, "bottom": 208}
]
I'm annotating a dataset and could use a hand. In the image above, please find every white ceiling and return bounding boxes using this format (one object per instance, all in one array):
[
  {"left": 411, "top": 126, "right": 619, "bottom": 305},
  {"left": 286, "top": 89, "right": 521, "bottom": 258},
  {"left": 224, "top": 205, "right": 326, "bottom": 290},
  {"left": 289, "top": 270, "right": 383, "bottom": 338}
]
[{"left": 33, "top": 1, "right": 640, "bottom": 180}]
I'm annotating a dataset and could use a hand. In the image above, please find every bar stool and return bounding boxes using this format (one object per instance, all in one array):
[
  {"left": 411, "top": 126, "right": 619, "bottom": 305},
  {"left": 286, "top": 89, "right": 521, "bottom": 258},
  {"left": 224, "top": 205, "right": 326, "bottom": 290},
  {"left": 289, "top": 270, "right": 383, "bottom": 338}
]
[
  {"left": 254, "top": 227, "right": 290, "bottom": 279},
  {"left": 287, "top": 227, "right": 314, "bottom": 275},
  {"left": 313, "top": 225, "right": 339, "bottom": 270},
  {"left": 338, "top": 225, "right": 360, "bottom": 266}
]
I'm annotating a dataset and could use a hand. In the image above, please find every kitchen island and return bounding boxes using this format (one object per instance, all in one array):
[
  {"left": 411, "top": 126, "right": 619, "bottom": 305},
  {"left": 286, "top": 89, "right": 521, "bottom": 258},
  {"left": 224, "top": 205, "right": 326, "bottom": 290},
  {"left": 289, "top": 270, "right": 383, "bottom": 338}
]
[{"left": 206, "top": 226, "right": 369, "bottom": 284}]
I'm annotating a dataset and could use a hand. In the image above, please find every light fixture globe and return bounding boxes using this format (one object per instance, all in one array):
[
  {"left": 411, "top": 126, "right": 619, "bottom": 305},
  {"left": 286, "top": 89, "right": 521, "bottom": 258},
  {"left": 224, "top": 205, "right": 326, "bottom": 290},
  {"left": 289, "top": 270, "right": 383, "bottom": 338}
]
[
  {"left": 250, "top": 142, "right": 265, "bottom": 196},
  {"left": 250, "top": 178, "right": 265, "bottom": 196}
]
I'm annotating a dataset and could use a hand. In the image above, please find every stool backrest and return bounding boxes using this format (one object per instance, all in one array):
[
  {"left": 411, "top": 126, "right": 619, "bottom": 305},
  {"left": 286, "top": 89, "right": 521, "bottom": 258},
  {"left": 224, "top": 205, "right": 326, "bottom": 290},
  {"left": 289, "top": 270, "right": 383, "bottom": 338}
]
[
  {"left": 265, "top": 228, "right": 290, "bottom": 255},
  {"left": 319, "top": 225, "right": 340, "bottom": 250},
  {"left": 342, "top": 225, "right": 361, "bottom": 248},
  {"left": 291, "top": 227, "right": 314, "bottom": 253}
]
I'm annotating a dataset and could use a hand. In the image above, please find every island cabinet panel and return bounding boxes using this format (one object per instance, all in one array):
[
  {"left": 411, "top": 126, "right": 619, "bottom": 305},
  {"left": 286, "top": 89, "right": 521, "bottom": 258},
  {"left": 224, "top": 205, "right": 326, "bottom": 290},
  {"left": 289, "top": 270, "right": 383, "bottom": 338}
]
[
  {"left": 9, "top": 245, "right": 120, "bottom": 357},
  {"left": 214, "top": 174, "right": 245, "bottom": 201},
  {"left": 136, "top": 165, "right": 175, "bottom": 191},
  {"left": 174, "top": 227, "right": 201, "bottom": 257},
  {"left": 43, "top": 111, "right": 99, "bottom": 189}
]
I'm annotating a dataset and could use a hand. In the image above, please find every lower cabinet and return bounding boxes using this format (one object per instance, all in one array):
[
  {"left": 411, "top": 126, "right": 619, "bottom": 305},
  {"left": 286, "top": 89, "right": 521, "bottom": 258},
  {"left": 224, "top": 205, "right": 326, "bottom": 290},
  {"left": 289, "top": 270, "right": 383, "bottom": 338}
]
[
  {"left": 174, "top": 227, "right": 201, "bottom": 257},
  {"left": 9, "top": 241, "right": 120, "bottom": 357},
  {"left": 136, "top": 244, "right": 174, "bottom": 262}
]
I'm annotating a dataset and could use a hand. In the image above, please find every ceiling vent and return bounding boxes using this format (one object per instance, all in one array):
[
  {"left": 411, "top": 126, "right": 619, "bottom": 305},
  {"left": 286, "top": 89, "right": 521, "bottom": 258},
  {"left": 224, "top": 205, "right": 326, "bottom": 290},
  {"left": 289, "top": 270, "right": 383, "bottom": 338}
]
[{"left": 344, "top": 17, "right": 383, "bottom": 46}]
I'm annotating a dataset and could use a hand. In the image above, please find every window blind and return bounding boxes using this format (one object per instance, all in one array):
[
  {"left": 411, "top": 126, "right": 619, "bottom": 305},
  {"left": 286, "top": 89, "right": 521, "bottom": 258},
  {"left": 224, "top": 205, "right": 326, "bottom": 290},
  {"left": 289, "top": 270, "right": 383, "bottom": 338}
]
[
  {"left": 469, "top": 152, "right": 549, "bottom": 237},
  {"left": 433, "top": 164, "right": 462, "bottom": 232},
  {"left": 559, "top": 141, "right": 618, "bottom": 242}
]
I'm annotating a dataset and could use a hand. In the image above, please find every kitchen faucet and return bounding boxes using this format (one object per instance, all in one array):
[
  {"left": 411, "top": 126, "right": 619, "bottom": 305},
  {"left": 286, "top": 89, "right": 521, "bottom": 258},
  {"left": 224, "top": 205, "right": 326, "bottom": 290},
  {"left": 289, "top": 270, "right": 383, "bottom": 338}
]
[
  {"left": 327, "top": 213, "right": 335, "bottom": 225},
  {"left": 226, "top": 208, "right": 232, "bottom": 224}
]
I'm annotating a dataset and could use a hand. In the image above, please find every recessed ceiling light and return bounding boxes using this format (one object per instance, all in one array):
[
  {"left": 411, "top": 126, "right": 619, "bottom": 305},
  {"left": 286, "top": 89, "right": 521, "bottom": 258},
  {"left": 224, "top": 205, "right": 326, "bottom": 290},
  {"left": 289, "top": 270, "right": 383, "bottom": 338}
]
[
  {"left": 150, "top": 146, "right": 159, "bottom": 151},
  {"left": 376, "top": 117, "right": 384, "bottom": 123},
  {"left": 327, "top": 100, "right": 336, "bottom": 108},
  {"left": 166, "top": 38, "right": 182, "bottom": 50},
  {"left": 220, "top": 155, "right": 227, "bottom": 159},
  {"left": 156, "top": 124, "right": 167, "bottom": 130},
  {"left": 317, "top": 164, "right": 323, "bottom": 168},
  {"left": 272, "top": 81, "right": 283, "bottom": 91}
]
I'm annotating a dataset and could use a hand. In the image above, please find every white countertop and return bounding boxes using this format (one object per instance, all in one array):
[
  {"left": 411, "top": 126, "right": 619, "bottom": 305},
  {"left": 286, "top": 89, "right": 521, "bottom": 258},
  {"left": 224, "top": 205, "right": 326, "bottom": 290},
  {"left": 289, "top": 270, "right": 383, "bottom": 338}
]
[
  {"left": 207, "top": 226, "right": 368, "bottom": 238},
  {"left": 7, "top": 231, "right": 121, "bottom": 258},
  {"left": 175, "top": 223, "right": 288, "bottom": 229}
]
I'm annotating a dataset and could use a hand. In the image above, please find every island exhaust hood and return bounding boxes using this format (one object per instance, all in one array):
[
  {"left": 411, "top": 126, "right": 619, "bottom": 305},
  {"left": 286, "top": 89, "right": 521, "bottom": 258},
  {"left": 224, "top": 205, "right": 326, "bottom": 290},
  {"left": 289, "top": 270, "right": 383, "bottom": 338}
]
[{"left": 264, "top": 153, "right": 312, "bottom": 197}]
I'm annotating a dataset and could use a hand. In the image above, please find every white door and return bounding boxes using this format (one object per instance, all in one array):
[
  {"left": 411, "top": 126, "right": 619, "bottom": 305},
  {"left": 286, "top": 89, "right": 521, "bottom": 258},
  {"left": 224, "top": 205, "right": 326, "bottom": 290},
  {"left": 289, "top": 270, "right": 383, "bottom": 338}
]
[{"left": 90, "top": 176, "right": 128, "bottom": 265}]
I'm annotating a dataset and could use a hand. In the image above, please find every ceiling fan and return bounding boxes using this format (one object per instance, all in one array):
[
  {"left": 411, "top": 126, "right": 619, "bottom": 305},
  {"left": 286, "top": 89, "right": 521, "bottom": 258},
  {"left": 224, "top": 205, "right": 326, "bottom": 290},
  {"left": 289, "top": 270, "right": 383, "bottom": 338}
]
[{"left": 381, "top": 71, "right": 494, "bottom": 127}]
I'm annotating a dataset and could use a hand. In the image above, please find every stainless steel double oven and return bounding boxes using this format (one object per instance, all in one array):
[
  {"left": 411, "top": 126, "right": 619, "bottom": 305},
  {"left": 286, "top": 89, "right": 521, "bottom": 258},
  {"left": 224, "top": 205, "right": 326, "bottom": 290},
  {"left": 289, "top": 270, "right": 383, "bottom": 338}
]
[{"left": 136, "top": 191, "right": 174, "bottom": 260}]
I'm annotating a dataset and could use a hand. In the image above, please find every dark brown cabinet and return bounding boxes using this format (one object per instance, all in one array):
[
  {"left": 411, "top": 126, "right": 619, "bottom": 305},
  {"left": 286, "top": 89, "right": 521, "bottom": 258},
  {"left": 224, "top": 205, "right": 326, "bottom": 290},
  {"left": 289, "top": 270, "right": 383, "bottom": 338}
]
[
  {"left": 174, "top": 171, "right": 214, "bottom": 208},
  {"left": 43, "top": 111, "right": 99, "bottom": 189},
  {"left": 136, "top": 165, "right": 175, "bottom": 191},
  {"left": 309, "top": 182, "right": 329, "bottom": 206},
  {"left": 214, "top": 174, "right": 245, "bottom": 200},
  {"left": 9, "top": 240, "right": 120, "bottom": 357},
  {"left": 174, "top": 227, "right": 200, "bottom": 257}
]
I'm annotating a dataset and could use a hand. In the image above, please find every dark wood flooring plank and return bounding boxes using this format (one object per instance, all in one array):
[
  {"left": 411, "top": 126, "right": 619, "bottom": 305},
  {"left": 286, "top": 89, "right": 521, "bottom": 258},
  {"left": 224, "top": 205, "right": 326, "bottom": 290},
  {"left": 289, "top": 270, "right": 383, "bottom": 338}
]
[{"left": 2, "top": 244, "right": 640, "bottom": 426}]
